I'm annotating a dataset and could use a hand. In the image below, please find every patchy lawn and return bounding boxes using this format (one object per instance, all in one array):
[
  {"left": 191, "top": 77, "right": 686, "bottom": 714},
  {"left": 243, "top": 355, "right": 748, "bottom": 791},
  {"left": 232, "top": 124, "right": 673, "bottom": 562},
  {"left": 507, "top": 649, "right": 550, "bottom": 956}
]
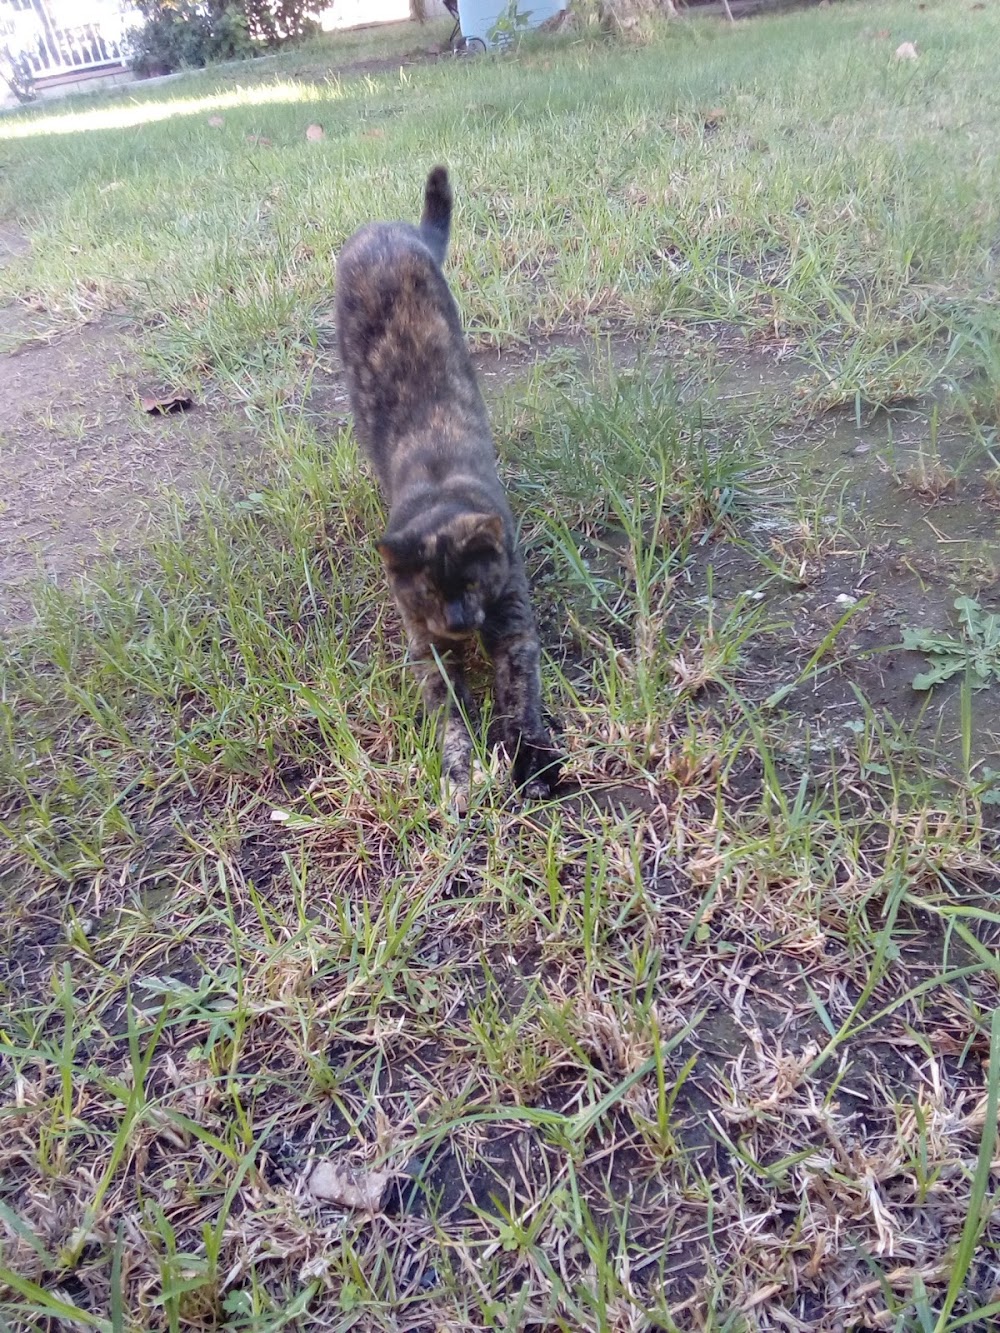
[{"left": 1, "top": 4, "right": 1000, "bottom": 1329}]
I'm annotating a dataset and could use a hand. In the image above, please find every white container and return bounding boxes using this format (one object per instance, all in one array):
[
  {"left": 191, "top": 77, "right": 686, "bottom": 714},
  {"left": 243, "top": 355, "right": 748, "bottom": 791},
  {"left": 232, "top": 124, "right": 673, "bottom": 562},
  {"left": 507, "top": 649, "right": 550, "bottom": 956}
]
[{"left": 457, "top": 0, "right": 565, "bottom": 46}]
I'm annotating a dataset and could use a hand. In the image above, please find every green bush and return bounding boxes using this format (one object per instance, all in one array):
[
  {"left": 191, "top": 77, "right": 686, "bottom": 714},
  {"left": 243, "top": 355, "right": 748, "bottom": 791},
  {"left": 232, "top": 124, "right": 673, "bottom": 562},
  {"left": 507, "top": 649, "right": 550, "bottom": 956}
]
[
  {"left": 242, "top": 0, "right": 321, "bottom": 44},
  {"left": 125, "top": 1, "right": 320, "bottom": 77},
  {"left": 126, "top": 2, "right": 253, "bottom": 77}
]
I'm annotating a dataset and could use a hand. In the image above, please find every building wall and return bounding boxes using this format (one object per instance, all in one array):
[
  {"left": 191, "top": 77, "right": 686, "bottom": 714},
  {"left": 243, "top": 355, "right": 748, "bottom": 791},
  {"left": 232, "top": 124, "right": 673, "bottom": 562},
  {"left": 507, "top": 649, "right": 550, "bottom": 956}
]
[{"left": 321, "top": 1, "right": 450, "bottom": 29}]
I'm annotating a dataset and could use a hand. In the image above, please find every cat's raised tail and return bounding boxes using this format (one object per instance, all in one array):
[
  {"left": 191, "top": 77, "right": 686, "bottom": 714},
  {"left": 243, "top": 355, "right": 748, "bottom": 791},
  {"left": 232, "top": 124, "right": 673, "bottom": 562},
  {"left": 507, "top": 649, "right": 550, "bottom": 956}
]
[{"left": 419, "top": 165, "right": 452, "bottom": 266}]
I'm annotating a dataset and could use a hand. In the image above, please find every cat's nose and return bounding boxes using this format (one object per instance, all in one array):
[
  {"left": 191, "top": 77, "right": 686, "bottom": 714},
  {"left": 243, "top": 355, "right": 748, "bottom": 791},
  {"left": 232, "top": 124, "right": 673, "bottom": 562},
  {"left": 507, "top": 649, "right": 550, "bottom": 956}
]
[{"left": 444, "top": 601, "right": 469, "bottom": 633}]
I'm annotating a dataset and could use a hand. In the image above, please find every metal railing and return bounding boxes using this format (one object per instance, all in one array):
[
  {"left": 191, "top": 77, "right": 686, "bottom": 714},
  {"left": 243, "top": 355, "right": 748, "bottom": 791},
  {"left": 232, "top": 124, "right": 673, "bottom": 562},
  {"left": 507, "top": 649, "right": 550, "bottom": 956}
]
[{"left": 1, "top": 0, "right": 136, "bottom": 80}]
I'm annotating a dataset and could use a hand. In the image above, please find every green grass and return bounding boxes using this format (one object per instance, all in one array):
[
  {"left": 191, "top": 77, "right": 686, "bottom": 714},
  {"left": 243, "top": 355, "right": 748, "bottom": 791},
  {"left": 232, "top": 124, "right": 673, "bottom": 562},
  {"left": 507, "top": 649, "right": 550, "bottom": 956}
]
[
  {"left": 2, "top": 5, "right": 1000, "bottom": 1330},
  {"left": 3, "top": 4, "right": 1000, "bottom": 405}
]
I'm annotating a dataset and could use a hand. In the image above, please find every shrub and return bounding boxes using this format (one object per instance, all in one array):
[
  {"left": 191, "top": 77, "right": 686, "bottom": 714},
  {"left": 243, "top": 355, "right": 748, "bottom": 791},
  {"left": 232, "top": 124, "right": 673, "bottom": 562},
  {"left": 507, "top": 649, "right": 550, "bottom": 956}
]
[
  {"left": 125, "top": 0, "right": 319, "bottom": 78},
  {"left": 126, "top": 2, "right": 252, "bottom": 77},
  {"left": 242, "top": 0, "right": 321, "bottom": 44}
]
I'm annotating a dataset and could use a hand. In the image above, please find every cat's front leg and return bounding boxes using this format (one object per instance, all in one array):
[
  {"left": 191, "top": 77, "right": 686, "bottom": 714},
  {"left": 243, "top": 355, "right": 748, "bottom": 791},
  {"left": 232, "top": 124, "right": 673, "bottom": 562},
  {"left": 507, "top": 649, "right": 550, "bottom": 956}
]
[
  {"left": 406, "top": 627, "right": 477, "bottom": 811},
  {"left": 482, "top": 589, "right": 561, "bottom": 800}
]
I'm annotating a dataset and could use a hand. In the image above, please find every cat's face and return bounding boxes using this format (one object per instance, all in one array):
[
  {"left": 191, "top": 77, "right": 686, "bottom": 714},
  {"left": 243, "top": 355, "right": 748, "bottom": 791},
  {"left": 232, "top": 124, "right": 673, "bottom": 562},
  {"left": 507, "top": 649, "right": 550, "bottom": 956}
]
[{"left": 378, "top": 510, "right": 509, "bottom": 641}]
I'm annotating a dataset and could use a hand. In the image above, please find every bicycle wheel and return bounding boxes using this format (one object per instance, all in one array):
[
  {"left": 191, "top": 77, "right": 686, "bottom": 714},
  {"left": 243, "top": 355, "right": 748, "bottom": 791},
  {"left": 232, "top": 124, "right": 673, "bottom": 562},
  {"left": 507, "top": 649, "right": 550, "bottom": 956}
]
[{"left": 452, "top": 35, "right": 488, "bottom": 57}]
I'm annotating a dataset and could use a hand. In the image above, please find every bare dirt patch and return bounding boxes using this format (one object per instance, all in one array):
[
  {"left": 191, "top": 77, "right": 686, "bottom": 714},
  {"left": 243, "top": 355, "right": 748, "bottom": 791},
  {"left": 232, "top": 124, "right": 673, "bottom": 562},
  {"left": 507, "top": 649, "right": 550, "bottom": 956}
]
[
  {"left": 281, "top": 41, "right": 449, "bottom": 85},
  {"left": 489, "top": 330, "right": 1000, "bottom": 779},
  {"left": 760, "top": 400, "right": 1000, "bottom": 770},
  {"left": 0, "top": 317, "right": 254, "bottom": 627},
  {"left": 0, "top": 223, "right": 28, "bottom": 268}
]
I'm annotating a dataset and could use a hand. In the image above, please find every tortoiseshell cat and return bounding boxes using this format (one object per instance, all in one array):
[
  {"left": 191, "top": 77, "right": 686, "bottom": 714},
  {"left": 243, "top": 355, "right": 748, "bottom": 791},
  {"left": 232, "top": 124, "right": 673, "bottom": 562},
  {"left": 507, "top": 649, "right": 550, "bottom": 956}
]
[{"left": 335, "top": 166, "right": 560, "bottom": 805}]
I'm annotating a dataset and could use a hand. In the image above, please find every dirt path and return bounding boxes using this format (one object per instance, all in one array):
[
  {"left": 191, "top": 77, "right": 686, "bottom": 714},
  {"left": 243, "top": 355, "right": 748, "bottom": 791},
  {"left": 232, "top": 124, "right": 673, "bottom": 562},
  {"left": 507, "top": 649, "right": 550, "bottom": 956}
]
[{"left": 0, "top": 307, "right": 253, "bottom": 628}]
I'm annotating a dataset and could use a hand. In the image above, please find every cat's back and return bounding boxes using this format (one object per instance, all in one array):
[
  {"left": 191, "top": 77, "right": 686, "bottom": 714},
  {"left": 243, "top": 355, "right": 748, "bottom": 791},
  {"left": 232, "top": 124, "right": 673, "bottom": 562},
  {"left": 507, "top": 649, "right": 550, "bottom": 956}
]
[
  {"left": 335, "top": 216, "right": 486, "bottom": 480},
  {"left": 335, "top": 220, "right": 458, "bottom": 350}
]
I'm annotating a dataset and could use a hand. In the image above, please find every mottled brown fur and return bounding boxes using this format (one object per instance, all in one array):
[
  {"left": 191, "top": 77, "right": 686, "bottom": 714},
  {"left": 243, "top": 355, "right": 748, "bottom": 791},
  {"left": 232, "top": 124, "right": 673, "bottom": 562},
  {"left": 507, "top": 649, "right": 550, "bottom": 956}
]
[{"left": 335, "top": 166, "right": 561, "bottom": 802}]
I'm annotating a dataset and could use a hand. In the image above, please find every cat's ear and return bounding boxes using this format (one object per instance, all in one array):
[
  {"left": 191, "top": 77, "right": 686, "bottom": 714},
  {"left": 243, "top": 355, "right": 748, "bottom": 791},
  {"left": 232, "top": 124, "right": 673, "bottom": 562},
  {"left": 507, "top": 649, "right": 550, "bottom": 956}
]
[
  {"left": 443, "top": 512, "right": 504, "bottom": 555},
  {"left": 376, "top": 532, "right": 417, "bottom": 571}
]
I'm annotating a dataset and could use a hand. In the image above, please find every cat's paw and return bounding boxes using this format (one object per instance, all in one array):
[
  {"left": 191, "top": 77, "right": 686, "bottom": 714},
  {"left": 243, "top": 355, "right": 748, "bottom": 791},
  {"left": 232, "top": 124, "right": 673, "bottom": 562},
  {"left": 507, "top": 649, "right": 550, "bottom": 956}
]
[
  {"left": 510, "top": 734, "right": 562, "bottom": 800},
  {"left": 442, "top": 775, "right": 470, "bottom": 816},
  {"left": 441, "top": 716, "right": 473, "bottom": 813}
]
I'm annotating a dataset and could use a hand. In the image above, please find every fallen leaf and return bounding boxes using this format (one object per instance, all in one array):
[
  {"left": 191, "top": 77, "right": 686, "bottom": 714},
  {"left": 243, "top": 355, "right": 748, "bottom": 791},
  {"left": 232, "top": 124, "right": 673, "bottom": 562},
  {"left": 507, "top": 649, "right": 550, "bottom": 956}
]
[
  {"left": 894, "top": 40, "right": 918, "bottom": 59},
  {"left": 742, "top": 1284, "right": 784, "bottom": 1312},
  {"left": 139, "top": 389, "right": 194, "bottom": 415},
  {"left": 305, "top": 122, "right": 325, "bottom": 142},
  {"left": 687, "top": 851, "right": 723, "bottom": 886},
  {"left": 207, "top": 114, "right": 224, "bottom": 128},
  {"left": 309, "top": 1160, "right": 389, "bottom": 1212},
  {"left": 246, "top": 133, "right": 272, "bottom": 147}
]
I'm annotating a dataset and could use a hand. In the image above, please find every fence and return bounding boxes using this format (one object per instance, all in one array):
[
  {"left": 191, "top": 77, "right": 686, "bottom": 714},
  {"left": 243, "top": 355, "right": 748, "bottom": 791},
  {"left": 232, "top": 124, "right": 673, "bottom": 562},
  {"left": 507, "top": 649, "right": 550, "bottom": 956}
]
[{"left": 0, "top": 0, "right": 137, "bottom": 81}]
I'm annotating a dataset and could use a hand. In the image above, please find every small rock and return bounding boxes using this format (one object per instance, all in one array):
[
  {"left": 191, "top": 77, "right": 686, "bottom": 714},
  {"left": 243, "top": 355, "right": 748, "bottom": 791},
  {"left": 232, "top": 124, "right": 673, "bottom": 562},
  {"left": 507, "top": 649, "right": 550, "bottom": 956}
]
[
  {"left": 853, "top": 443, "right": 871, "bottom": 455},
  {"left": 894, "top": 40, "right": 919, "bottom": 60},
  {"left": 835, "top": 594, "right": 858, "bottom": 606},
  {"left": 309, "top": 1160, "right": 390, "bottom": 1212}
]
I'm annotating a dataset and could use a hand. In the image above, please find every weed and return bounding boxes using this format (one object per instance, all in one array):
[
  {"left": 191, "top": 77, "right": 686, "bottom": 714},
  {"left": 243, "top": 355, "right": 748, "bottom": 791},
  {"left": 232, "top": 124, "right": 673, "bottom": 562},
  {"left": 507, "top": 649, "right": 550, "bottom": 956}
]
[{"left": 903, "top": 596, "right": 1000, "bottom": 692}]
